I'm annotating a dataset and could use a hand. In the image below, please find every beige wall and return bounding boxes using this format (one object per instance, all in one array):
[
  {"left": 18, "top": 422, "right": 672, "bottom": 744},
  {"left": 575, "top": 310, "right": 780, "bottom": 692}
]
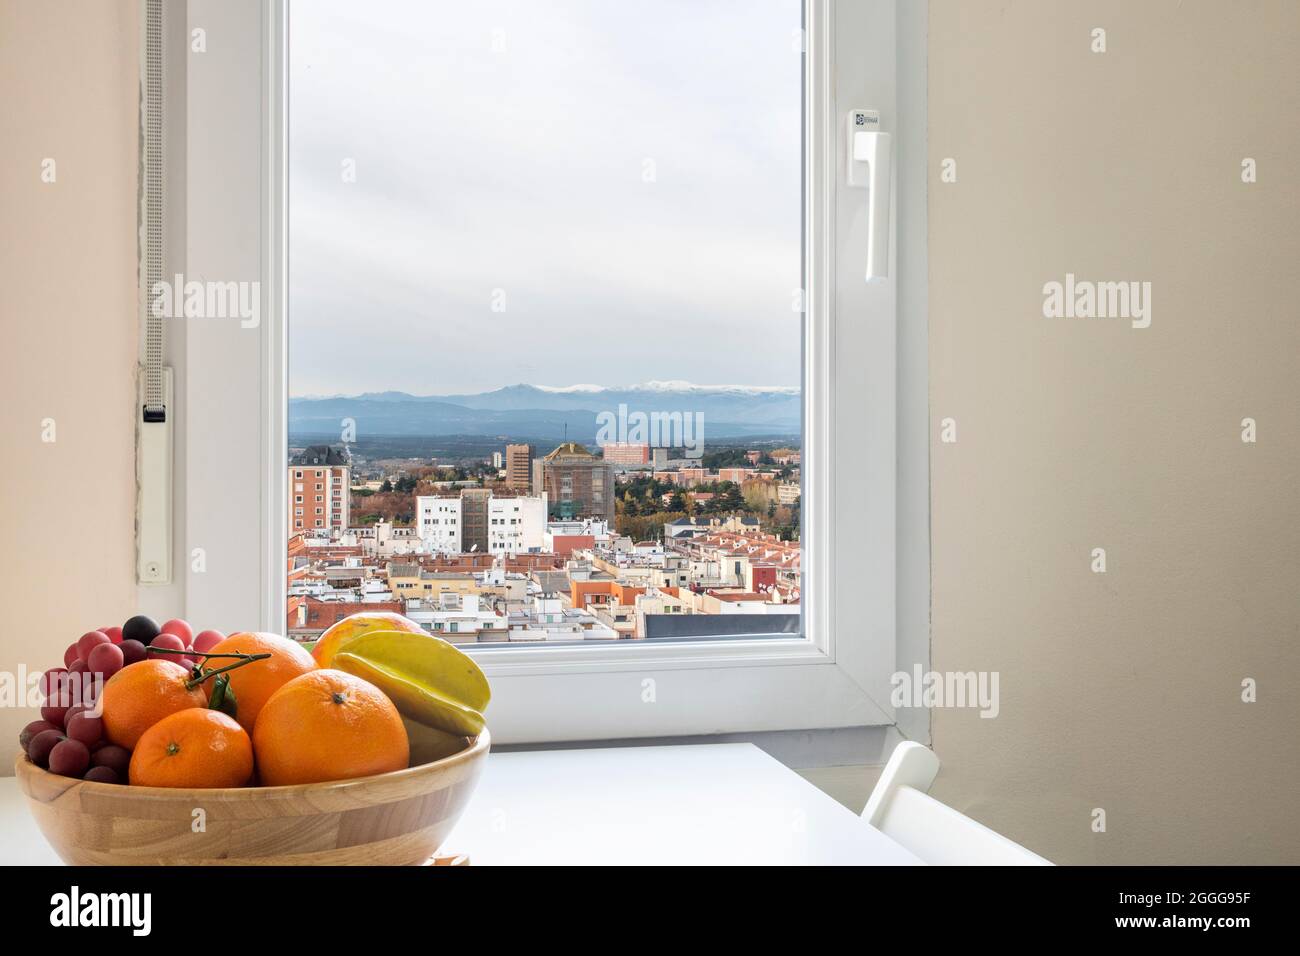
[
  {"left": 0, "top": 1, "right": 140, "bottom": 757},
  {"left": 928, "top": 0, "right": 1300, "bottom": 863}
]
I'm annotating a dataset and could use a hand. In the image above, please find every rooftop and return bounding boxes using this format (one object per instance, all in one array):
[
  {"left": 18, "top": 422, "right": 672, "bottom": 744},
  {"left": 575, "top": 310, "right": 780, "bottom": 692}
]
[
  {"left": 291, "top": 444, "right": 351, "bottom": 467},
  {"left": 542, "top": 442, "right": 597, "bottom": 461}
]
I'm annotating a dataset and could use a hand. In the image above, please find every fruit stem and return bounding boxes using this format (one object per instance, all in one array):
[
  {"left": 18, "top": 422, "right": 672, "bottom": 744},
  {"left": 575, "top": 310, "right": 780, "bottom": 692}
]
[
  {"left": 185, "top": 653, "right": 272, "bottom": 689},
  {"left": 147, "top": 648, "right": 258, "bottom": 660}
]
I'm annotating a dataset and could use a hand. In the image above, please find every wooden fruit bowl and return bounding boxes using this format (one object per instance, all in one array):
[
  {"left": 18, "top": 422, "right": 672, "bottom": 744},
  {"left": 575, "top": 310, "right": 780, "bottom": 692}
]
[{"left": 15, "top": 729, "right": 489, "bottom": 865}]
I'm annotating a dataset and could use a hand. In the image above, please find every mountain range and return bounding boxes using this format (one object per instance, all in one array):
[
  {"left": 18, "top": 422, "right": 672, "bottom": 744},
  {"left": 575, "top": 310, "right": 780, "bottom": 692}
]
[{"left": 289, "top": 382, "right": 800, "bottom": 442}]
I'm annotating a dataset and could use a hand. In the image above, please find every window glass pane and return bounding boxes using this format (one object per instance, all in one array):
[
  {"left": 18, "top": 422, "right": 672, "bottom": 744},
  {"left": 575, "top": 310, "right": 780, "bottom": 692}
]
[{"left": 287, "top": 0, "right": 803, "bottom": 645}]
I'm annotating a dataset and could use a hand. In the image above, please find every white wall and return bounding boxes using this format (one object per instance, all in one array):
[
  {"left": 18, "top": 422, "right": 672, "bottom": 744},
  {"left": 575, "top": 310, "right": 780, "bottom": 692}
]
[
  {"left": 417, "top": 496, "right": 462, "bottom": 554},
  {"left": 0, "top": 0, "right": 141, "bottom": 765},
  {"left": 928, "top": 0, "right": 1300, "bottom": 864},
  {"left": 488, "top": 496, "right": 546, "bottom": 555}
]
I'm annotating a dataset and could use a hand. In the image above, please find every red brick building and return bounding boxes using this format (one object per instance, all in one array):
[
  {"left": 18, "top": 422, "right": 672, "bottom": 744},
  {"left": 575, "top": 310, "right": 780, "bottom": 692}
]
[
  {"left": 600, "top": 442, "right": 650, "bottom": 466},
  {"left": 286, "top": 597, "right": 405, "bottom": 637},
  {"left": 532, "top": 443, "right": 615, "bottom": 520},
  {"left": 289, "top": 445, "right": 351, "bottom": 534}
]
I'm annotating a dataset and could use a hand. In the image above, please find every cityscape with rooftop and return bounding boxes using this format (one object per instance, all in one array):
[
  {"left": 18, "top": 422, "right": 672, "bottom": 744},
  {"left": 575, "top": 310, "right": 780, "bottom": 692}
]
[{"left": 286, "top": 389, "right": 801, "bottom": 645}]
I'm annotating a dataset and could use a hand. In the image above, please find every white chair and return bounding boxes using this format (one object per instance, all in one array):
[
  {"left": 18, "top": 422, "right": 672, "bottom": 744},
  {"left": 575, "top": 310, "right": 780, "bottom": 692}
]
[{"left": 862, "top": 742, "right": 1052, "bottom": 865}]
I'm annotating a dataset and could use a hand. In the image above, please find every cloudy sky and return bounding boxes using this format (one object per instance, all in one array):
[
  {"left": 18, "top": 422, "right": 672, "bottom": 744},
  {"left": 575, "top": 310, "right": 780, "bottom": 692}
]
[{"left": 288, "top": 0, "right": 803, "bottom": 397}]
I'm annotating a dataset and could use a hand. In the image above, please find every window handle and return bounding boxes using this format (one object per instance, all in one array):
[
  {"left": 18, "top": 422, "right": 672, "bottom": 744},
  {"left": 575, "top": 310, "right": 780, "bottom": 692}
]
[{"left": 847, "top": 110, "right": 892, "bottom": 282}]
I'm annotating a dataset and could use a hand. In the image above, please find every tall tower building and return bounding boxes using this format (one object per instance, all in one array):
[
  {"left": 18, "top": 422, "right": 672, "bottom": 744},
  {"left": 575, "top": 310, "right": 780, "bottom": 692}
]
[
  {"left": 289, "top": 445, "right": 351, "bottom": 535},
  {"left": 532, "top": 442, "right": 614, "bottom": 520},
  {"left": 459, "top": 487, "right": 490, "bottom": 554},
  {"left": 505, "top": 443, "right": 533, "bottom": 490}
]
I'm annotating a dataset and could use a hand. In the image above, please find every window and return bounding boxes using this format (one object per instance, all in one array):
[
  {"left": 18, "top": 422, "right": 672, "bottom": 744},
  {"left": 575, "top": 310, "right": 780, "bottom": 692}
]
[
  {"left": 182, "top": 0, "right": 918, "bottom": 744},
  {"left": 290, "top": 0, "right": 807, "bottom": 617}
]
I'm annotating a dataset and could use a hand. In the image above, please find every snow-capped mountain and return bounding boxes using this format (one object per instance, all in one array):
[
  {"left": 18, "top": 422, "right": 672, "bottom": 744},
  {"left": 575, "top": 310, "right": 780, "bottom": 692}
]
[{"left": 288, "top": 382, "right": 800, "bottom": 440}]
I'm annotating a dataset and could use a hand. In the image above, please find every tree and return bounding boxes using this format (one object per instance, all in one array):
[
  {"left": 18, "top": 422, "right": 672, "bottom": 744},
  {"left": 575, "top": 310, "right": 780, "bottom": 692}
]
[
  {"left": 742, "top": 482, "right": 771, "bottom": 512},
  {"left": 379, "top": 478, "right": 393, "bottom": 493},
  {"left": 715, "top": 482, "right": 744, "bottom": 512}
]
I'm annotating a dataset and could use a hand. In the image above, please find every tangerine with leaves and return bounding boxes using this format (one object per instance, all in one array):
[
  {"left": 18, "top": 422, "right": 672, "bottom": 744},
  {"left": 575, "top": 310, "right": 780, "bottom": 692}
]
[
  {"left": 254, "top": 669, "right": 409, "bottom": 786},
  {"left": 129, "top": 708, "right": 254, "bottom": 788},
  {"left": 100, "top": 659, "right": 207, "bottom": 750},
  {"left": 204, "top": 632, "right": 316, "bottom": 734}
]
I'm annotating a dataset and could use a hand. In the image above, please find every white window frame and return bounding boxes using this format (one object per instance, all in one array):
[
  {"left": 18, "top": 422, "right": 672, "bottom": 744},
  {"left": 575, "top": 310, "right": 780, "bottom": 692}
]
[{"left": 172, "top": 0, "right": 924, "bottom": 745}]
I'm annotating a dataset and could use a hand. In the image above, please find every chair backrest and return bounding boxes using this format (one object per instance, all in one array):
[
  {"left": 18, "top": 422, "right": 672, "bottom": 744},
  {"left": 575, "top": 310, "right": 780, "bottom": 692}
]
[{"left": 862, "top": 742, "right": 1052, "bottom": 866}]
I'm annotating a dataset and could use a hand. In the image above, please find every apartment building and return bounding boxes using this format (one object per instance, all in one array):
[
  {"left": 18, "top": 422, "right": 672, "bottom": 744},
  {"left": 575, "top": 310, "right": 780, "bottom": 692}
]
[
  {"left": 506, "top": 593, "right": 619, "bottom": 642},
  {"left": 403, "top": 593, "right": 509, "bottom": 643},
  {"left": 416, "top": 492, "right": 548, "bottom": 556},
  {"left": 416, "top": 496, "right": 461, "bottom": 553},
  {"left": 600, "top": 442, "right": 650, "bottom": 466},
  {"left": 487, "top": 494, "right": 547, "bottom": 556},
  {"left": 289, "top": 445, "right": 351, "bottom": 534},
  {"left": 505, "top": 443, "right": 533, "bottom": 490},
  {"left": 532, "top": 442, "right": 614, "bottom": 520},
  {"left": 459, "top": 487, "right": 491, "bottom": 554},
  {"left": 544, "top": 518, "right": 611, "bottom": 556}
]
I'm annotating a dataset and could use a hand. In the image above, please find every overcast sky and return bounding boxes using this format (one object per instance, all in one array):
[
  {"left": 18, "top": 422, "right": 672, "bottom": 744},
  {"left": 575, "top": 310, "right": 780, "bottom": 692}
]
[{"left": 288, "top": 0, "right": 803, "bottom": 397}]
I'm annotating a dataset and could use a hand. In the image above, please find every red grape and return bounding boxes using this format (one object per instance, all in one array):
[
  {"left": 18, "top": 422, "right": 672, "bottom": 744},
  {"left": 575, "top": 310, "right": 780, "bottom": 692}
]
[
  {"left": 65, "top": 712, "right": 103, "bottom": 746},
  {"left": 119, "top": 639, "right": 148, "bottom": 667},
  {"left": 40, "top": 705, "right": 69, "bottom": 726},
  {"left": 87, "top": 642, "right": 125, "bottom": 679},
  {"left": 27, "top": 729, "right": 64, "bottom": 768},
  {"left": 99, "top": 625, "right": 124, "bottom": 644},
  {"left": 48, "top": 739, "right": 90, "bottom": 777},
  {"left": 160, "top": 619, "right": 193, "bottom": 644},
  {"left": 38, "top": 667, "right": 68, "bottom": 701},
  {"left": 150, "top": 633, "right": 186, "bottom": 656},
  {"left": 192, "top": 629, "right": 225, "bottom": 653},
  {"left": 76, "top": 630, "right": 111, "bottom": 662},
  {"left": 62, "top": 704, "right": 89, "bottom": 728},
  {"left": 151, "top": 632, "right": 185, "bottom": 655},
  {"left": 62, "top": 643, "right": 80, "bottom": 668},
  {"left": 89, "top": 744, "right": 131, "bottom": 778},
  {"left": 19, "top": 720, "right": 58, "bottom": 754},
  {"left": 83, "top": 766, "right": 120, "bottom": 785},
  {"left": 68, "top": 659, "right": 88, "bottom": 676}
]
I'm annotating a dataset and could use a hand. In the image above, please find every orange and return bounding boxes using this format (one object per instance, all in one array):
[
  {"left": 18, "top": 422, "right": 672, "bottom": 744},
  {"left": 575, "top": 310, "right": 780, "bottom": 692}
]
[
  {"left": 129, "top": 708, "right": 254, "bottom": 788},
  {"left": 204, "top": 632, "right": 315, "bottom": 734},
  {"left": 311, "top": 611, "right": 425, "bottom": 667},
  {"left": 253, "top": 669, "right": 409, "bottom": 786},
  {"left": 101, "top": 659, "right": 207, "bottom": 750}
]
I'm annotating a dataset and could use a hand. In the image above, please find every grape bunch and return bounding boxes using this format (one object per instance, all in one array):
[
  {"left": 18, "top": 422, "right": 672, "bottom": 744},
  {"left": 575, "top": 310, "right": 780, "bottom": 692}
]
[
  {"left": 20, "top": 614, "right": 226, "bottom": 784},
  {"left": 20, "top": 707, "right": 130, "bottom": 784}
]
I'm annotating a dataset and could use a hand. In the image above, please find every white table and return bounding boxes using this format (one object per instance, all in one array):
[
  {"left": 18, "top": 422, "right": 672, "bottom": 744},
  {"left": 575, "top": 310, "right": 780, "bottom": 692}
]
[{"left": 1, "top": 742, "right": 921, "bottom": 866}]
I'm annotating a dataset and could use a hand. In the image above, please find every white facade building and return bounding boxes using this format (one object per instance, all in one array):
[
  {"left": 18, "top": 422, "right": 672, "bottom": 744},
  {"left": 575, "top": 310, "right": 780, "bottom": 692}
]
[
  {"left": 506, "top": 593, "right": 619, "bottom": 642},
  {"left": 417, "top": 496, "right": 462, "bottom": 554},
  {"left": 488, "top": 494, "right": 547, "bottom": 556},
  {"left": 543, "top": 518, "right": 612, "bottom": 550},
  {"left": 403, "top": 593, "right": 509, "bottom": 642}
]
